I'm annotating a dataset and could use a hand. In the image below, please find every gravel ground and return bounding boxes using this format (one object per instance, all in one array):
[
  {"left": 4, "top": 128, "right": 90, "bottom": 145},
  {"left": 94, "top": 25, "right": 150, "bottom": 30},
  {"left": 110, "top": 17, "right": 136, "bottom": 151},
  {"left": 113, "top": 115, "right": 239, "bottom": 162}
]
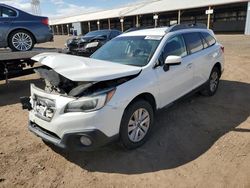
[{"left": 0, "top": 35, "right": 250, "bottom": 188}]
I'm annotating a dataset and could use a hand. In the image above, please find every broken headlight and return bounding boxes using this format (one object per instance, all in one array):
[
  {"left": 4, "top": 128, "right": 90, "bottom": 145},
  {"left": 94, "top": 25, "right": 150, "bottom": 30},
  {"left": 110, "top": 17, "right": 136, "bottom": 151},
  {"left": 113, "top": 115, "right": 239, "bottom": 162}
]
[
  {"left": 65, "top": 89, "right": 115, "bottom": 112},
  {"left": 85, "top": 41, "right": 99, "bottom": 49}
]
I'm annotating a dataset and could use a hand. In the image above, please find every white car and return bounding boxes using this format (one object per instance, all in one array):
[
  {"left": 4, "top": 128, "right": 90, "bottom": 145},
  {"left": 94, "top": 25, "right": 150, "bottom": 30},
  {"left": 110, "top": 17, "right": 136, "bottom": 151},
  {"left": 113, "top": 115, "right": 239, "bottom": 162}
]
[{"left": 21, "top": 24, "right": 224, "bottom": 150}]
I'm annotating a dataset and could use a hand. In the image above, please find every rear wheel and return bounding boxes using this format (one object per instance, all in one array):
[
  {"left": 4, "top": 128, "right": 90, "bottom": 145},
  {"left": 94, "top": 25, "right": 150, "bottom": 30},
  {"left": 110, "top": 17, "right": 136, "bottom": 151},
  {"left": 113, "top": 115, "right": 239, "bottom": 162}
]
[
  {"left": 201, "top": 66, "right": 220, "bottom": 96},
  {"left": 9, "top": 30, "right": 35, "bottom": 51},
  {"left": 120, "top": 100, "right": 154, "bottom": 149}
]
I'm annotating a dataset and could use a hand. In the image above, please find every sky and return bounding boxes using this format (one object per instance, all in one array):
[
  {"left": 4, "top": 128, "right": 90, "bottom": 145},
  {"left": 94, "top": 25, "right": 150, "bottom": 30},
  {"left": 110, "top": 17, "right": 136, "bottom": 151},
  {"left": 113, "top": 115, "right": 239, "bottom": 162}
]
[{"left": 2, "top": 0, "right": 144, "bottom": 19}]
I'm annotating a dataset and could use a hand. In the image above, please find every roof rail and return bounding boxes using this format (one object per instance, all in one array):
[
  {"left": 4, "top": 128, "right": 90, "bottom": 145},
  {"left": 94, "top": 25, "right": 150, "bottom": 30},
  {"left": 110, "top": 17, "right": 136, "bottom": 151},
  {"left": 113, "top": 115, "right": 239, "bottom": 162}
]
[{"left": 166, "top": 23, "right": 207, "bottom": 33}]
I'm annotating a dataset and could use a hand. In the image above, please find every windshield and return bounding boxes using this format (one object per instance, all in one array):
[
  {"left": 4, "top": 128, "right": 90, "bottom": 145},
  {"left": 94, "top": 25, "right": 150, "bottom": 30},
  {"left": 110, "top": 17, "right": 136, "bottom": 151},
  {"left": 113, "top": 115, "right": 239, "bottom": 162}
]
[
  {"left": 91, "top": 36, "right": 162, "bottom": 67},
  {"left": 85, "top": 30, "right": 110, "bottom": 37}
]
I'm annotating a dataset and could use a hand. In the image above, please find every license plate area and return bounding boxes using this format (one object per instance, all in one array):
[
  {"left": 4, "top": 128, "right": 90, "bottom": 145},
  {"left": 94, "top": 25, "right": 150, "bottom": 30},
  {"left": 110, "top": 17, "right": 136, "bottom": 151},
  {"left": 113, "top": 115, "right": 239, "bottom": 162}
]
[{"left": 33, "top": 95, "right": 56, "bottom": 121}]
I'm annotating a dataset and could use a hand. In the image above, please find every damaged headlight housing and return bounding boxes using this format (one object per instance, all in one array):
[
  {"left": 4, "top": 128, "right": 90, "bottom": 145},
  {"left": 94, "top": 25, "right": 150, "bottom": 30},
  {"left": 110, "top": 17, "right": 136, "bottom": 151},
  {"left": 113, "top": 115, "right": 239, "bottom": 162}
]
[
  {"left": 85, "top": 41, "right": 99, "bottom": 49},
  {"left": 65, "top": 88, "right": 116, "bottom": 112}
]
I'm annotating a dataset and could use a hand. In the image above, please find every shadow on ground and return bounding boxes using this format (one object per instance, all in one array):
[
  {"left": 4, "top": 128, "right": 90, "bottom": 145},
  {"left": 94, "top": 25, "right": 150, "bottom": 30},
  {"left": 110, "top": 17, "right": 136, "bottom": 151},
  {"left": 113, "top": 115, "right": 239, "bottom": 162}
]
[
  {"left": 0, "top": 77, "right": 43, "bottom": 107},
  {"left": 46, "top": 80, "right": 250, "bottom": 174}
]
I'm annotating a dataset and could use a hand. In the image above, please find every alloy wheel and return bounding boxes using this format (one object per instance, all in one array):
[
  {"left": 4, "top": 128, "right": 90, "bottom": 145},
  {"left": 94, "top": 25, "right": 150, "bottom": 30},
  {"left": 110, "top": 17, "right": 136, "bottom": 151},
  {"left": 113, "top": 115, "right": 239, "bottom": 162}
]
[
  {"left": 210, "top": 71, "right": 219, "bottom": 92},
  {"left": 12, "top": 32, "right": 33, "bottom": 51},
  {"left": 128, "top": 108, "right": 150, "bottom": 142}
]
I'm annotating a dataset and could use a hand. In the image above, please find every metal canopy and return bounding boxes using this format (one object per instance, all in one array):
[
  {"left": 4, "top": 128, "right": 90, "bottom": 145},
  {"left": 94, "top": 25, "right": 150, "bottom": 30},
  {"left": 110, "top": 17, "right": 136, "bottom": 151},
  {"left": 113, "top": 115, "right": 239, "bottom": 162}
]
[{"left": 50, "top": 0, "right": 249, "bottom": 25}]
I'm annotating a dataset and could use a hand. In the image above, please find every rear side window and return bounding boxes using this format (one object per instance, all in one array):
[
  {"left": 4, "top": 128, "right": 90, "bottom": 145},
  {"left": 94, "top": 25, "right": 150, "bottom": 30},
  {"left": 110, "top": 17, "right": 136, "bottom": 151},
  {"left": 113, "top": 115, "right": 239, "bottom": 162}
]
[
  {"left": 201, "top": 32, "right": 216, "bottom": 46},
  {"left": 0, "top": 6, "right": 17, "bottom": 17},
  {"left": 183, "top": 32, "right": 203, "bottom": 54},
  {"left": 163, "top": 35, "right": 187, "bottom": 58}
]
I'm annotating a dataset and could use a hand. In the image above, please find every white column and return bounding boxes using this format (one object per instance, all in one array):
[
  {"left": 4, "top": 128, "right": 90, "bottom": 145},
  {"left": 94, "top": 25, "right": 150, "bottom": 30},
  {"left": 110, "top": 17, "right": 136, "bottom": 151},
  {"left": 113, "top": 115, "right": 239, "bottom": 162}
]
[
  {"left": 153, "top": 14, "right": 158, "bottom": 27},
  {"left": 67, "top": 24, "right": 69, "bottom": 35},
  {"left": 245, "top": 1, "right": 250, "bottom": 35},
  {"left": 88, "top": 21, "right": 91, "bottom": 32},
  {"left": 108, "top": 19, "right": 111, "bottom": 29},
  {"left": 136, "top": 15, "right": 139, "bottom": 27},
  {"left": 97, "top": 21, "right": 100, "bottom": 30},
  {"left": 207, "top": 6, "right": 211, "bottom": 29},
  {"left": 52, "top": 25, "right": 55, "bottom": 35},
  {"left": 120, "top": 18, "right": 124, "bottom": 32},
  {"left": 178, "top": 10, "right": 181, "bottom": 24}
]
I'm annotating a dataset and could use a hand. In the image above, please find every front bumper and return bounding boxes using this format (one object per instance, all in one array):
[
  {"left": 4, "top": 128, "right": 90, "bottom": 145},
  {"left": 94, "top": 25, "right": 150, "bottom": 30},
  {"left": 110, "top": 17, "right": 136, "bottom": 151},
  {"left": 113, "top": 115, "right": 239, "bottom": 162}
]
[
  {"left": 29, "top": 121, "right": 118, "bottom": 151},
  {"left": 25, "top": 84, "right": 124, "bottom": 150}
]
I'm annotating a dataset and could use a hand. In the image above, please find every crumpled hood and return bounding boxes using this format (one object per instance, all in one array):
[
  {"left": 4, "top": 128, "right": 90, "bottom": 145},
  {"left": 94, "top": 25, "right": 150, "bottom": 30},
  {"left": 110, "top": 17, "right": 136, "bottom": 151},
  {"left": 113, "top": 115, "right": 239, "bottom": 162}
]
[{"left": 32, "top": 53, "right": 142, "bottom": 82}]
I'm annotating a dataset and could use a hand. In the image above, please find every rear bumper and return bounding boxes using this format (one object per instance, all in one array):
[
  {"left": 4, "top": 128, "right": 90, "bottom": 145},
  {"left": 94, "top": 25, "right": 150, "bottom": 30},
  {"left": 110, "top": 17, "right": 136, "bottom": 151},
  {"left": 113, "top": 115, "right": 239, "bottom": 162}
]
[
  {"left": 36, "top": 29, "right": 54, "bottom": 43},
  {"left": 29, "top": 121, "right": 118, "bottom": 151}
]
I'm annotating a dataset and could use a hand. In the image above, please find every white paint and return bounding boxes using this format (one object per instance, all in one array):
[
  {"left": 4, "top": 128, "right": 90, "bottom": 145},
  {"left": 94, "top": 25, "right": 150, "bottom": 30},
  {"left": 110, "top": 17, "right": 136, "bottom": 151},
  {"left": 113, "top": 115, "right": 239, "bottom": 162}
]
[
  {"left": 245, "top": 1, "right": 250, "bottom": 35},
  {"left": 31, "top": 53, "right": 142, "bottom": 82},
  {"left": 28, "top": 27, "right": 225, "bottom": 145},
  {"left": 50, "top": 0, "right": 249, "bottom": 25},
  {"left": 206, "top": 9, "right": 214, "bottom": 14},
  {"left": 72, "top": 22, "right": 82, "bottom": 35},
  {"left": 153, "top": 14, "right": 158, "bottom": 20}
]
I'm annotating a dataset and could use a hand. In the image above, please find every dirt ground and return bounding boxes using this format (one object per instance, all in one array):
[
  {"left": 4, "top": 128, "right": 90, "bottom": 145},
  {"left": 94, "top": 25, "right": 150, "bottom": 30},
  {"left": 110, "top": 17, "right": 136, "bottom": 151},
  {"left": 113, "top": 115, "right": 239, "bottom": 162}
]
[{"left": 0, "top": 35, "right": 250, "bottom": 188}]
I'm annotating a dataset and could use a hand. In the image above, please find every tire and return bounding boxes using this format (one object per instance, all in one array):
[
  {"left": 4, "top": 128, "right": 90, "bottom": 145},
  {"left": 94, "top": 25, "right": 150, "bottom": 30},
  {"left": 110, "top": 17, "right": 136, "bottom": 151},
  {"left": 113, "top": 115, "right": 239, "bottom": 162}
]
[
  {"left": 9, "top": 30, "right": 35, "bottom": 51},
  {"left": 201, "top": 66, "right": 220, "bottom": 96},
  {"left": 120, "top": 100, "right": 154, "bottom": 150}
]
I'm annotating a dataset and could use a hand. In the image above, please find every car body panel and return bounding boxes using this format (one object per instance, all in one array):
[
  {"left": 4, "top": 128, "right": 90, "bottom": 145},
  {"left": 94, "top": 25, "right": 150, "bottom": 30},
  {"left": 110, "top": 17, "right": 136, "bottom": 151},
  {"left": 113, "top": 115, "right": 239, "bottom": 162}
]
[{"left": 32, "top": 53, "right": 142, "bottom": 82}]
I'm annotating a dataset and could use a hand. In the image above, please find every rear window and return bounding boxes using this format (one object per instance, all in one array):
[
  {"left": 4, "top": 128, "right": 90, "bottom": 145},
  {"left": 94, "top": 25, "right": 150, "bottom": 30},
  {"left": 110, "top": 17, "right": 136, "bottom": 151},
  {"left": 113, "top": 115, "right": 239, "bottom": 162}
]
[
  {"left": 183, "top": 32, "right": 203, "bottom": 54},
  {"left": 0, "top": 6, "right": 17, "bottom": 17},
  {"left": 201, "top": 32, "right": 216, "bottom": 46}
]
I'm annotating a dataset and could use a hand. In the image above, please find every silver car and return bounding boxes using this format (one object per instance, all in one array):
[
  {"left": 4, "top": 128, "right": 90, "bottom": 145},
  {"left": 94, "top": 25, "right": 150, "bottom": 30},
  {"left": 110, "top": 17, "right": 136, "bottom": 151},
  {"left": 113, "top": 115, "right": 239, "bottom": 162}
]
[{"left": 0, "top": 4, "right": 53, "bottom": 51}]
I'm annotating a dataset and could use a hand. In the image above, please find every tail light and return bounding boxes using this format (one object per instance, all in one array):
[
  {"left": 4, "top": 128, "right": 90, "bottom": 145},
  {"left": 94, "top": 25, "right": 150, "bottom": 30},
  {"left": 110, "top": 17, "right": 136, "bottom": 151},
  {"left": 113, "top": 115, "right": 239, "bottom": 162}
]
[
  {"left": 221, "top": 46, "right": 224, "bottom": 53},
  {"left": 41, "top": 18, "right": 49, "bottom": 25}
]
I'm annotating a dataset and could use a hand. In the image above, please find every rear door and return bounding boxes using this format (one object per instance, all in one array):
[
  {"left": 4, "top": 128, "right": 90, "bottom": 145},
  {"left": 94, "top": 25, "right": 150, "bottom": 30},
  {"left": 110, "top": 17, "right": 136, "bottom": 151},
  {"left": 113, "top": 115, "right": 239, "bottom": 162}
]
[
  {"left": 182, "top": 32, "right": 208, "bottom": 88},
  {"left": 0, "top": 5, "right": 17, "bottom": 44}
]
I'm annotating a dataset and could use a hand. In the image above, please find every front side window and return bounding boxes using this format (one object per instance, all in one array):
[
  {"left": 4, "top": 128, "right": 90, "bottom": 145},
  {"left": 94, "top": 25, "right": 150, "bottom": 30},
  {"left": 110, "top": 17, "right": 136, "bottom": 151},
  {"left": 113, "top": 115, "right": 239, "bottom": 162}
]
[
  {"left": 162, "top": 35, "right": 187, "bottom": 59},
  {"left": 0, "top": 6, "right": 17, "bottom": 17},
  {"left": 91, "top": 36, "right": 161, "bottom": 67},
  {"left": 183, "top": 32, "right": 203, "bottom": 54}
]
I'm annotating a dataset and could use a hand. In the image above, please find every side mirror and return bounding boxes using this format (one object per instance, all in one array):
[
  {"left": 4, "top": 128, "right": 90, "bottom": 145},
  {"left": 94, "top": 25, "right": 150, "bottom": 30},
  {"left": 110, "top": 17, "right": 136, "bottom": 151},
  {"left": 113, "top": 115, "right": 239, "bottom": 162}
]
[{"left": 163, "top": 55, "right": 182, "bottom": 71}]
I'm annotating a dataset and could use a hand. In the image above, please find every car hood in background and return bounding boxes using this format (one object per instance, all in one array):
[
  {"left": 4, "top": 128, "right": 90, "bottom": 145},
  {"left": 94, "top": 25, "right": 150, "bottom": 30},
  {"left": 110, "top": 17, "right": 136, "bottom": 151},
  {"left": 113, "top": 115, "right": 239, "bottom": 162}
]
[{"left": 32, "top": 53, "right": 142, "bottom": 82}]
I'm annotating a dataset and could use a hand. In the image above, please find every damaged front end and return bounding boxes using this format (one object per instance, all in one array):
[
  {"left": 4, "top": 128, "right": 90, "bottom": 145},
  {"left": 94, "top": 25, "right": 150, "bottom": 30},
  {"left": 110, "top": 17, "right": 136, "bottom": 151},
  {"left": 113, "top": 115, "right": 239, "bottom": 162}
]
[
  {"left": 21, "top": 53, "right": 142, "bottom": 114},
  {"left": 34, "top": 66, "right": 139, "bottom": 98},
  {"left": 21, "top": 65, "right": 140, "bottom": 115}
]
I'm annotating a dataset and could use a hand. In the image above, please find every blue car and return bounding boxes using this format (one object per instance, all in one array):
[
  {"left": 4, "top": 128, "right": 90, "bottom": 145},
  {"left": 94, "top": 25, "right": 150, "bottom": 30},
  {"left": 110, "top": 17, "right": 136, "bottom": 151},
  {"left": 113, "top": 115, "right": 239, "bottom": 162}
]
[{"left": 0, "top": 4, "right": 53, "bottom": 51}]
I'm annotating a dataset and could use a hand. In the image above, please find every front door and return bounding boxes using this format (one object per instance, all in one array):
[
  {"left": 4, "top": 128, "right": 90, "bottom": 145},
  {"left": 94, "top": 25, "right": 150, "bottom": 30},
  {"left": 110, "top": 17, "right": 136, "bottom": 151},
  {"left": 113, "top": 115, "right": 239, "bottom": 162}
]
[{"left": 155, "top": 34, "right": 195, "bottom": 108}]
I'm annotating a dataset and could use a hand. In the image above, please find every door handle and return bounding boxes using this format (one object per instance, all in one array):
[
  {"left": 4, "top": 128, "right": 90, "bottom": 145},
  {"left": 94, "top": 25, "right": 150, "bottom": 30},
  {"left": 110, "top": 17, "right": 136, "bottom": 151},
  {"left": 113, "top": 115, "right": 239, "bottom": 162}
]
[{"left": 186, "top": 63, "right": 192, "bottom": 69}]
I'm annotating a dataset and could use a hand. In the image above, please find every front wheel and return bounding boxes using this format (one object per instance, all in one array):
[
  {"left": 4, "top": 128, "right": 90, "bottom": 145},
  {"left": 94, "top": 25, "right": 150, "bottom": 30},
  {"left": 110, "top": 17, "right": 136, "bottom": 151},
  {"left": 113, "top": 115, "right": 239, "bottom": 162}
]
[
  {"left": 9, "top": 30, "right": 35, "bottom": 51},
  {"left": 201, "top": 66, "right": 220, "bottom": 96},
  {"left": 120, "top": 100, "right": 154, "bottom": 149}
]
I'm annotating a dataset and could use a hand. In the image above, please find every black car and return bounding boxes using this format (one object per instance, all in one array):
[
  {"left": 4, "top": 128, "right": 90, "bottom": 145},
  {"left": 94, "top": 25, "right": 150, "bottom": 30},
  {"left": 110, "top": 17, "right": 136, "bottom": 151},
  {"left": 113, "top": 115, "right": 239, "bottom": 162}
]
[{"left": 65, "top": 29, "right": 121, "bottom": 57}]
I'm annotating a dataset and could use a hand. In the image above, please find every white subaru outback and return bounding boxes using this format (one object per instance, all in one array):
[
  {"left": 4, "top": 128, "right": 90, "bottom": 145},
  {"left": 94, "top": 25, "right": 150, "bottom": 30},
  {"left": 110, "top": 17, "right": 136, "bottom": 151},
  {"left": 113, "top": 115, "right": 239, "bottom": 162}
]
[{"left": 21, "top": 24, "right": 224, "bottom": 150}]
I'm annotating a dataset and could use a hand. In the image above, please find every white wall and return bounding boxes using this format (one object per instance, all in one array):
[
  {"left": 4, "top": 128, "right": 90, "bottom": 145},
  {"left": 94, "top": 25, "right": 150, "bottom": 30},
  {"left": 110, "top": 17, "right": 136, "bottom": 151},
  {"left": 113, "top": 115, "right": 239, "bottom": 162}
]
[
  {"left": 245, "top": 1, "right": 250, "bottom": 35},
  {"left": 72, "top": 22, "right": 82, "bottom": 36}
]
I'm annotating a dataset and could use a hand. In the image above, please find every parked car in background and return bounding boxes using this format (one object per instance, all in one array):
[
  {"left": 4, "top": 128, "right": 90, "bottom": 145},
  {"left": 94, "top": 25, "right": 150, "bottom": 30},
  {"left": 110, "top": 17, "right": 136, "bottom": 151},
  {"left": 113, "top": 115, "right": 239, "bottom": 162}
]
[
  {"left": 65, "top": 29, "right": 122, "bottom": 57},
  {"left": 21, "top": 24, "right": 224, "bottom": 151},
  {"left": 0, "top": 4, "right": 53, "bottom": 51}
]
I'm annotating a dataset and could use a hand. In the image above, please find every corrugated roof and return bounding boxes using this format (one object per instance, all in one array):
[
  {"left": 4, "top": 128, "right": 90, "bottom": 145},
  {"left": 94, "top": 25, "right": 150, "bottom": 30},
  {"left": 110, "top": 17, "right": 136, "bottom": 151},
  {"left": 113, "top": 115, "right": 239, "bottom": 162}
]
[{"left": 50, "top": 0, "right": 248, "bottom": 25}]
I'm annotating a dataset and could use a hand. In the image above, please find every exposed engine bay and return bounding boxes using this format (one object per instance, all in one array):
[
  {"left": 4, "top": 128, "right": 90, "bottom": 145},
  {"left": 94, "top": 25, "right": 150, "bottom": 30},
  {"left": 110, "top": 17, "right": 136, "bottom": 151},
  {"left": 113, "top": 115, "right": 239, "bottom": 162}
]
[{"left": 35, "top": 66, "right": 139, "bottom": 98}]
